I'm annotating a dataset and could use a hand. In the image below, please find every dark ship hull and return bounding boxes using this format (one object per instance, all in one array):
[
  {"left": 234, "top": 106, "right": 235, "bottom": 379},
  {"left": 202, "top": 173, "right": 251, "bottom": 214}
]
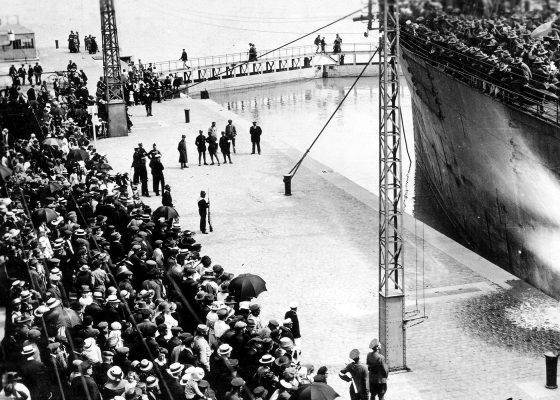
[{"left": 400, "top": 46, "right": 560, "bottom": 299}]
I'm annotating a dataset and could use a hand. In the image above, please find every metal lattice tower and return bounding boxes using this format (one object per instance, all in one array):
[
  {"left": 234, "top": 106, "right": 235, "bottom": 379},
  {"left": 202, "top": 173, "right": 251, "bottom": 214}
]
[
  {"left": 100, "top": 0, "right": 124, "bottom": 101},
  {"left": 99, "top": 0, "right": 128, "bottom": 137},
  {"left": 378, "top": 0, "right": 407, "bottom": 370}
]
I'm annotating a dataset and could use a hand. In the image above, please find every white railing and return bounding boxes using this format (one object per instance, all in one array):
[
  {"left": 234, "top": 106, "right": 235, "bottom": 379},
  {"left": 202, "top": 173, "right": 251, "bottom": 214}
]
[{"left": 145, "top": 43, "right": 376, "bottom": 75}]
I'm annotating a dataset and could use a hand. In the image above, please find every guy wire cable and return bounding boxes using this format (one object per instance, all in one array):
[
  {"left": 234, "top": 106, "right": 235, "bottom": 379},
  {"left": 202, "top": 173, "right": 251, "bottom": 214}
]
[{"left": 288, "top": 46, "right": 380, "bottom": 178}]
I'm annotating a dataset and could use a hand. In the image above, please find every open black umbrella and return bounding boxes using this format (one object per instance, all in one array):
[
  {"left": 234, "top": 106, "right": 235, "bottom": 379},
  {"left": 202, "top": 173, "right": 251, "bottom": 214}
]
[
  {"left": 41, "top": 181, "right": 64, "bottom": 197},
  {"left": 152, "top": 205, "right": 179, "bottom": 220},
  {"left": 290, "top": 383, "right": 339, "bottom": 400},
  {"left": 0, "top": 165, "right": 12, "bottom": 182},
  {"left": 96, "top": 162, "right": 113, "bottom": 171},
  {"left": 228, "top": 273, "right": 267, "bottom": 302},
  {"left": 31, "top": 208, "right": 59, "bottom": 225},
  {"left": 68, "top": 148, "right": 90, "bottom": 162}
]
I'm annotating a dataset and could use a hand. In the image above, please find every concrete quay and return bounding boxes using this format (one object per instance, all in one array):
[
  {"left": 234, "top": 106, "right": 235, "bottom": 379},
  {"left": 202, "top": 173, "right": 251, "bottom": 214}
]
[{"left": 96, "top": 96, "right": 560, "bottom": 400}]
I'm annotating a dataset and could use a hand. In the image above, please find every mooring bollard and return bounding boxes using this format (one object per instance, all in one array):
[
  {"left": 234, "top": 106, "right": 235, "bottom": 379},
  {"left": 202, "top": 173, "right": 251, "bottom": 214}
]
[
  {"left": 184, "top": 109, "right": 190, "bottom": 123},
  {"left": 55, "top": 40, "right": 59, "bottom": 49},
  {"left": 545, "top": 351, "right": 558, "bottom": 389},
  {"left": 283, "top": 174, "right": 292, "bottom": 196}
]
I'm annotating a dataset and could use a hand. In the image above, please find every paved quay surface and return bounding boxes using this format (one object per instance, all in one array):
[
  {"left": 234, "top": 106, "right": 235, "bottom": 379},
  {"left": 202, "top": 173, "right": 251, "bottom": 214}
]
[{"left": 96, "top": 96, "right": 560, "bottom": 400}]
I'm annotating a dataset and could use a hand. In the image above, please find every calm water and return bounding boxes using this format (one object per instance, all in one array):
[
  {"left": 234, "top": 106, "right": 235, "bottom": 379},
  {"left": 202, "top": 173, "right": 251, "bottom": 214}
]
[{"left": 211, "top": 76, "right": 418, "bottom": 213}]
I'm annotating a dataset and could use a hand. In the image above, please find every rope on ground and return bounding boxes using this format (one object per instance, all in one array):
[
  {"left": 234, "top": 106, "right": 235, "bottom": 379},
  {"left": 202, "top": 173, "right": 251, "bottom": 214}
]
[
  {"left": 161, "top": 8, "right": 363, "bottom": 100},
  {"left": 287, "top": 46, "right": 380, "bottom": 178}
]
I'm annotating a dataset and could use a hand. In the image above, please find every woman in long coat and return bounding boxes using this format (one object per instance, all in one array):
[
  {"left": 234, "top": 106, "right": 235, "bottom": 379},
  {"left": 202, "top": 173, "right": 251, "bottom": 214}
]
[{"left": 177, "top": 135, "right": 188, "bottom": 169}]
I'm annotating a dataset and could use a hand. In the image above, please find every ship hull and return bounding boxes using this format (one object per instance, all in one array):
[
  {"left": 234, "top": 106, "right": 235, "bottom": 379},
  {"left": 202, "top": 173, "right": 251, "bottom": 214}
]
[{"left": 400, "top": 47, "right": 560, "bottom": 299}]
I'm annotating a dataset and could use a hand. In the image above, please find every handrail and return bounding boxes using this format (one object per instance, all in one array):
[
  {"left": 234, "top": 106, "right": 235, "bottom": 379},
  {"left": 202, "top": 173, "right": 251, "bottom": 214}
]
[
  {"left": 400, "top": 34, "right": 559, "bottom": 126},
  {"left": 144, "top": 42, "right": 376, "bottom": 74}
]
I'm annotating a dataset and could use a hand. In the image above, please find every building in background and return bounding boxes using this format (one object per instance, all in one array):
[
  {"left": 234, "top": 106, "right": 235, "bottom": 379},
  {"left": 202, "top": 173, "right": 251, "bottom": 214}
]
[{"left": 0, "top": 16, "right": 37, "bottom": 61}]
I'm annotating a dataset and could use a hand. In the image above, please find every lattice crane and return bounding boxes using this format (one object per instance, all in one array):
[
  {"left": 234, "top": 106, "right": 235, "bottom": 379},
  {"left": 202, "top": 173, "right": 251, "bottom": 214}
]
[
  {"left": 355, "top": 0, "right": 407, "bottom": 370},
  {"left": 100, "top": 0, "right": 128, "bottom": 137}
]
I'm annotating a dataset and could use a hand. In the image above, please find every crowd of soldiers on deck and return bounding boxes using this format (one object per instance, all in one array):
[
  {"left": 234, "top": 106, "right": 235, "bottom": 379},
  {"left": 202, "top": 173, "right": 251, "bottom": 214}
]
[{"left": 401, "top": 7, "right": 560, "bottom": 111}]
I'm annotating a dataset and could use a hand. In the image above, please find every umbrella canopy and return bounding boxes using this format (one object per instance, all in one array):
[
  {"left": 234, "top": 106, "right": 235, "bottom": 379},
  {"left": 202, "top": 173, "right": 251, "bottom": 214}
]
[
  {"left": 290, "top": 383, "right": 339, "bottom": 400},
  {"left": 31, "top": 208, "right": 59, "bottom": 225},
  {"left": 68, "top": 149, "right": 90, "bottom": 162},
  {"left": 228, "top": 273, "right": 267, "bottom": 302},
  {"left": 42, "top": 138, "right": 60, "bottom": 148},
  {"left": 95, "top": 162, "right": 113, "bottom": 171},
  {"left": 0, "top": 165, "right": 12, "bottom": 181},
  {"left": 152, "top": 206, "right": 179, "bottom": 220},
  {"left": 41, "top": 181, "right": 64, "bottom": 197}
]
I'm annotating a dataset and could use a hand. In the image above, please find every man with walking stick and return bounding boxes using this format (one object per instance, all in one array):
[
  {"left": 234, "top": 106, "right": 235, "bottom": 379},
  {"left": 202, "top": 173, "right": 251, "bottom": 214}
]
[{"left": 198, "top": 191, "right": 210, "bottom": 234}]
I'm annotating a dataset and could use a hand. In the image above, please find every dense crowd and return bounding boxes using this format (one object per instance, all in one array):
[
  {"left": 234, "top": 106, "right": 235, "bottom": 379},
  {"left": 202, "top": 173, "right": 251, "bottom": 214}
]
[
  {"left": 401, "top": 7, "right": 560, "bottom": 112},
  {"left": 0, "top": 61, "right": 352, "bottom": 400}
]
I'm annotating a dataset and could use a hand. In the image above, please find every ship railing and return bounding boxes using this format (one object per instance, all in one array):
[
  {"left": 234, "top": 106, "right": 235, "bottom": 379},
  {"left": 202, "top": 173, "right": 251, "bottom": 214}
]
[
  {"left": 400, "top": 32, "right": 559, "bottom": 126},
  {"left": 144, "top": 43, "right": 377, "bottom": 74}
]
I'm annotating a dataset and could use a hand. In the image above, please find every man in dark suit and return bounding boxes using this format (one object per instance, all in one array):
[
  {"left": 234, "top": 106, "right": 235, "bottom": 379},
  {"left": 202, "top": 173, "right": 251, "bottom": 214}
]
[
  {"left": 339, "top": 349, "right": 368, "bottom": 400},
  {"left": 284, "top": 302, "right": 301, "bottom": 349},
  {"left": 149, "top": 154, "right": 165, "bottom": 196},
  {"left": 19, "top": 345, "right": 48, "bottom": 400},
  {"left": 366, "top": 339, "right": 388, "bottom": 400},
  {"left": 249, "top": 121, "right": 262, "bottom": 154},
  {"left": 178, "top": 135, "right": 188, "bottom": 169},
  {"left": 162, "top": 363, "right": 185, "bottom": 400},
  {"left": 144, "top": 91, "right": 153, "bottom": 116},
  {"left": 69, "top": 361, "right": 102, "bottom": 400},
  {"left": 195, "top": 130, "right": 208, "bottom": 166},
  {"left": 198, "top": 191, "right": 209, "bottom": 234}
]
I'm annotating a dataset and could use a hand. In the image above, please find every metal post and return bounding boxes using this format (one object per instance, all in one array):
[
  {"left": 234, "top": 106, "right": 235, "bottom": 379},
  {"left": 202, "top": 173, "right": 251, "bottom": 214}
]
[{"left": 378, "top": 0, "right": 407, "bottom": 371}]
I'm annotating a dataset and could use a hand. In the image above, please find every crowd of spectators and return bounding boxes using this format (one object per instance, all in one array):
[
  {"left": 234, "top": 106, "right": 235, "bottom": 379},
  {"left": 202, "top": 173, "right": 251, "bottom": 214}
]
[
  {"left": 401, "top": 6, "right": 560, "bottom": 114},
  {"left": 0, "top": 62, "right": 335, "bottom": 400}
]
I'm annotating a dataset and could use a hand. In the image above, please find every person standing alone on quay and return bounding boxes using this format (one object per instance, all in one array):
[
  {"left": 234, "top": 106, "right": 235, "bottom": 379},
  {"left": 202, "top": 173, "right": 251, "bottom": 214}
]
[
  {"left": 178, "top": 135, "right": 188, "bottom": 169},
  {"left": 198, "top": 191, "right": 209, "bottom": 234},
  {"left": 219, "top": 132, "right": 232, "bottom": 164},
  {"left": 367, "top": 339, "right": 388, "bottom": 400},
  {"left": 250, "top": 121, "right": 262, "bottom": 154},
  {"left": 320, "top": 37, "right": 326, "bottom": 53},
  {"left": 195, "top": 130, "right": 208, "bottom": 166},
  {"left": 225, "top": 120, "right": 237, "bottom": 154}
]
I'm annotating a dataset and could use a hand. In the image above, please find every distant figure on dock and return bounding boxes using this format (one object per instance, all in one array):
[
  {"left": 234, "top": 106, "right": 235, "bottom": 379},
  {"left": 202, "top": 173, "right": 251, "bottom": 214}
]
[
  {"left": 225, "top": 120, "right": 237, "bottom": 154},
  {"left": 320, "top": 37, "right": 326, "bottom": 53},
  {"left": 144, "top": 91, "right": 153, "bottom": 117},
  {"left": 33, "top": 63, "right": 43, "bottom": 85},
  {"left": 68, "top": 31, "right": 78, "bottom": 53},
  {"left": 89, "top": 36, "right": 98, "bottom": 54},
  {"left": 314, "top": 35, "right": 321, "bottom": 53},
  {"left": 366, "top": 339, "right": 388, "bottom": 400},
  {"left": 248, "top": 43, "right": 258, "bottom": 62},
  {"left": 333, "top": 34, "right": 342, "bottom": 53},
  {"left": 219, "top": 131, "right": 232, "bottom": 164},
  {"left": 180, "top": 49, "right": 189, "bottom": 69},
  {"left": 162, "top": 184, "right": 173, "bottom": 207},
  {"left": 195, "top": 130, "right": 208, "bottom": 166},
  {"left": 150, "top": 153, "right": 165, "bottom": 196},
  {"left": 250, "top": 121, "right": 262, "bottom": 155},
  {"left": 178, "top": 134, "right": 188, "bottom": 169}
]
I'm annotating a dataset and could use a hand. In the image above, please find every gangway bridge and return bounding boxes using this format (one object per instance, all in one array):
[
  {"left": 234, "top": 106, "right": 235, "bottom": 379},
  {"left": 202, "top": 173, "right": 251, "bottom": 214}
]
[{"left": 140, "top": 43, "right": 379, "bottom": 94}]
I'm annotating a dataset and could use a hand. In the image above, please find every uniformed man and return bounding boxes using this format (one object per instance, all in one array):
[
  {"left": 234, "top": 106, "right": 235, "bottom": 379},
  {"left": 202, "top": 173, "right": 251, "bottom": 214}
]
[
  {"left": 149, "top": 154, "right": 165, "bottom": 196},
  {"left": 366, "top": 339, "right": 388, "bottom": 400},
  {"left": 198, "top": 191, "right": 209, "bottom": 234},
  {"left": 339, "top": 349, "right": 368, "bottom": 400}
]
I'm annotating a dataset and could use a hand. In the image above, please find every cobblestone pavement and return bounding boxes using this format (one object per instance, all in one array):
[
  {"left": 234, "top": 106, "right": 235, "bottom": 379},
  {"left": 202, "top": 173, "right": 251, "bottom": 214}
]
[{"left": 97, "top": 98, "right": 560, "bottom": 400}]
